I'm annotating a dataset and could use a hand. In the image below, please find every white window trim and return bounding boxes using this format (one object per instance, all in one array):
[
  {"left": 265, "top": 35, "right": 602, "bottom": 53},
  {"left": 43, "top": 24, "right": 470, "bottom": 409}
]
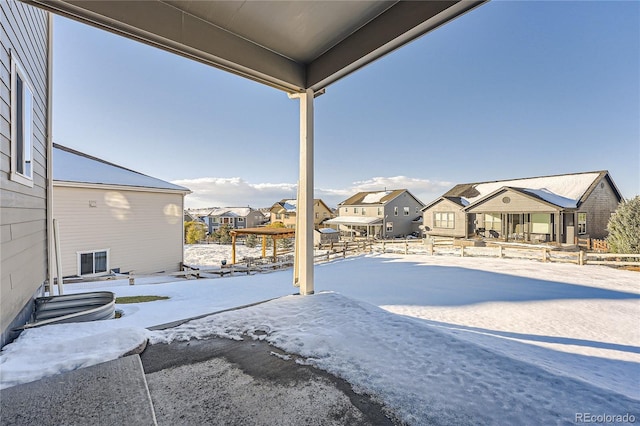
[
  {"left": 577, "top": 212, "right": 587, "bottom": 235},
  {"left": 386, "top": 221, "right": 393, "bottom": 232},
  {"left": 434, "top": 212, "right": 455, "bottom": 229},
  {"left": 394, "top": 207, "right": 398, "bottom": 216},
  {"left": 77, "top": 249, "right": 110, "bottom": 276},
  {"left": 10, "top": 51, "right": 35, "bottom": 187},
  {"left": 403, "top": 207, "right": 410, "bottom": 216}
]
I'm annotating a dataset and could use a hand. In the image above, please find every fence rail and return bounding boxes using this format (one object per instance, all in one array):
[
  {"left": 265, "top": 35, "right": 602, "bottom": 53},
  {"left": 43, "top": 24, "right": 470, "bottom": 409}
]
[
  {"left": 175, "top": 240, "right": 639, "bottom": 282},
  {"left": 575, "top": 237, "right": 609, "bottom": 252},
  {"left": 370, "top": 238, "right": 640, "bottom": 267}
]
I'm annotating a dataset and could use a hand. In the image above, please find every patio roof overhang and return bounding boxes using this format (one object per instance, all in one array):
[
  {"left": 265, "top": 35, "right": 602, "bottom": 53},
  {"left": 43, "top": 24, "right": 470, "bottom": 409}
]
[
  {"left": 24, "top": 0, "right": 485, "bottom": 93},
  {"left": 325, "top": 216, "right": 383, "bottom": 226}
]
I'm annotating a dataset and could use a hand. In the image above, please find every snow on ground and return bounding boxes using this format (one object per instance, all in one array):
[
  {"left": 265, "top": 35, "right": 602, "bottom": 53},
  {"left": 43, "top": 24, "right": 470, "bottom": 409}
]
[
  {"left": 184, "top": 243, "right": 264, "bottom": 267},
  {"left": 1, "top": 250, "right": 639, "bottom": 424}
]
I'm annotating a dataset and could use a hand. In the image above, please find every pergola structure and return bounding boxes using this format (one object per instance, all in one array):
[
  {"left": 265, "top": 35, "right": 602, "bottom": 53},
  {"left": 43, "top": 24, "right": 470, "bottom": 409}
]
[
  {"left": 25, "top": 0, "right": 486, "bottom": 295},
  {"left": 229, "top": 227, "right": 295, "bottom": 265}
]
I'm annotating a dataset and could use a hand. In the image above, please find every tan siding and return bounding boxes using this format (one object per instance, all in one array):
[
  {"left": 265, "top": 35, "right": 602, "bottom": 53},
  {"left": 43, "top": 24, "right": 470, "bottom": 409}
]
[
  {"left": 0, "top": 1, "right": 49, "bottom": 339},
  {"left": 467, "top": 190, "right": 559, "bottom": 213},
  {"left": 53, "top": 186, "right": 185, "bottom": 277},
  {"left": 577, "top": 178, "right": 620, "bottom": 239},
  {"left": 423, "top": 199, "right": 466, "bottom": 237}
]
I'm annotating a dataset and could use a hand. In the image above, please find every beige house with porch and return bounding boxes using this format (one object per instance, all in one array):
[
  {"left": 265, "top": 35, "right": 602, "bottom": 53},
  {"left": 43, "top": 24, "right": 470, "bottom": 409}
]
[{"left": 422, "top": 171, "right": 623, "bottom": 244}]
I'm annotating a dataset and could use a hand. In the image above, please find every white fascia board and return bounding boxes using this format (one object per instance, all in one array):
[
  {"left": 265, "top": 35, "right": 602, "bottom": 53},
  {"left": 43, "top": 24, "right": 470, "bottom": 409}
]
[{"left": 53, "top": 180, "right": 191, "bottom": 195}]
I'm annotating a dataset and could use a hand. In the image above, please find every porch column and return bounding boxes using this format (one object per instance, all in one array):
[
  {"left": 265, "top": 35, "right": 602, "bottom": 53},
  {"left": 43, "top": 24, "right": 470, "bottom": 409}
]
[{"left": 291, "top": 89, "right": 314, "bottom": 295}]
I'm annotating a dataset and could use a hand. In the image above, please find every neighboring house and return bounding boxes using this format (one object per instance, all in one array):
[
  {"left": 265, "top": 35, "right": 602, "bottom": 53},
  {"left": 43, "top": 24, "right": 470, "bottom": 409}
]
[
  {"left": 184, "top": 210, "right": 198, "bottom": 223},
  {"left": 52, "top": 144, "right": 191, "bottom": 277},
  {"left": 326, "top": 190, "right": 425, "bottom": 238},
  {"left": 422, "top": 171, "right": 623, "bottom": 244},
  {"left": 195, "top": 207, "right": 266, "bottom": 234},
  {"left": 270, "top": 199, "right": 333, "bottom": 229},
  {"left": 314, "top": 228, "right": 339, "bottom": 245},
  {"left": 0, "top": 1, "right": 51, "bottom": 347}
]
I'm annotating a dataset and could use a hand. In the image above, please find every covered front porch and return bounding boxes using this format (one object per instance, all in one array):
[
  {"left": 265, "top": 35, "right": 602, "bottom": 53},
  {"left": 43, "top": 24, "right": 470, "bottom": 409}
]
[
  {"left": 470, "top": 211, "right": 576, "bottom": 244},
  {"left": 324, "top": 216, "right": 383, "bottom": 239}
]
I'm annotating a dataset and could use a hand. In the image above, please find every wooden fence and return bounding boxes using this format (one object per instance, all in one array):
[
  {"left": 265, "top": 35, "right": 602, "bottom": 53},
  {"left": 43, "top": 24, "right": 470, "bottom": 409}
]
[
  {"left": 370, "top": 238, "right": 640, "bottom": 267},
  {"left": 575, "top": 237, "right": 609, "bottom": 252},
  {"left": 173, "top": 239, "right": 639, "bottom": 281}
]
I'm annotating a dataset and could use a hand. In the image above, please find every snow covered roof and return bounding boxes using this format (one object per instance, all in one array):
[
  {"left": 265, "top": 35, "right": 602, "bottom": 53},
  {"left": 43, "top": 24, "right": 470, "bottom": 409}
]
[
  {"left": 271, "top": 199, "right": 329, "bottom": 213},
  {"left": 340, "top": 189, "right": 412, "bottom": 206},
  {"left": 210, "top": 207, "right": 253, "bottom": 217},
  {"left": 439, "top": 171, "right": 615, "bottom": 210},
  {"left": 324, "top": 216, "right": 383, "bottom": 225},
  {"left": 518, "top": 188, "right": 578, "bottom": 209},
  {"left": 318, "top": 228, "right": 338, "bottom": 234},
  {"left": 282, "top": 200, "right": 297, "bottom": 212},
  {"left": 362, "top": 191, "right": 392, "bottom": 203},
  {"left": 53, "top": 144, "right": 190, "bottom": 193}
]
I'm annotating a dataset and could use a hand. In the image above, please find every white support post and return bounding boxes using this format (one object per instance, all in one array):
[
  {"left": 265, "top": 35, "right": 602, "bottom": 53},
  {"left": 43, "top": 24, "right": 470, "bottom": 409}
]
[{"left": 290, "top": 89, "right": 315, "bottom": 295}]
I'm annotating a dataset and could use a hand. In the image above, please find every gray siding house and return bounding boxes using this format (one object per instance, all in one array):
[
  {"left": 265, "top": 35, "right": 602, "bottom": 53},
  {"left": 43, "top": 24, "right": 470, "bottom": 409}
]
[
  {"left": 189, "top": 207, "right": 266, "bottom": 234},
  {"left": 326, "top": 189, "right": 424, "bottom": 238},
  {"left": 422, "top": 171, "right": 623, "bottom": 244},
  {"left": 0, "top": 1, "right": 51, "bottom": 347}
]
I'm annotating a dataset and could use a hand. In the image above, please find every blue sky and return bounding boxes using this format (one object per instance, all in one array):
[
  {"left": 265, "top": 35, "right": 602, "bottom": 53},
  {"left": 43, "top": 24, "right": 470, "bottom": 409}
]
[{"left": 53, "top": 1, "right": 639, "bottom": 209}]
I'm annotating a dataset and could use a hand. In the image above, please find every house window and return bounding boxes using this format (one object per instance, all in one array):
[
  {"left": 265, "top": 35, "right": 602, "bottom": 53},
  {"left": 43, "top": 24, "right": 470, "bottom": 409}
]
[
  {"left": 344, "top": 208, "right": 349, "bottom": 214},
  {"left": 377, "top": 208, "right": 382, "bottom": 215},
  {"left": 386, "top": 221, "right": 393, "bottom": 232},
  {"left": 416, "top": 206, "right": 420, "bottom": 213},
  {"left": 434, "top": 212, "right": 455, "bottom": 229},
  {"left": 361, "top": 208, "right": 366, "bottom": 215},
  {"left": 78, "top": 250, "right": 109, "bottom": 276},
  {"left": 531, "top": 213, "right": 550, "bottom": 234},
  {"left": 403, "top": 207, "right": 410, "bottom": 216},
  {"left": 394, "top": 207, "right": 398, "bottom": 216},
  {"left": 10, "top": 52, "right": 35, "bottom": 187},
  {"left": 485, "top": 213, "right": 502, "bottom": 231},
  {"left": 284, "top": 214, "right": 290, "bottom": 219},
  {"left": 354, "top": 207, "right": 359, "bottom": 213},
  {"left": 275, "top": 214, "right": 282, "bottom": 220},
  {"left": 238, "top": 217, "right": 244, "bottom": 222},
  {"left": 577, "top": 213, "right": 587, "bottom": 234},
  {"left": 315, "top": 212, "right": 319, "bottom": 219}
]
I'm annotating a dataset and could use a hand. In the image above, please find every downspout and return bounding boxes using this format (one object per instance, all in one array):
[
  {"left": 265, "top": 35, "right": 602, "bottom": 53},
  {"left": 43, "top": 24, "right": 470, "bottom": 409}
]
[{"left": 46, "top": 12, "right": 54, "bottom": 294}]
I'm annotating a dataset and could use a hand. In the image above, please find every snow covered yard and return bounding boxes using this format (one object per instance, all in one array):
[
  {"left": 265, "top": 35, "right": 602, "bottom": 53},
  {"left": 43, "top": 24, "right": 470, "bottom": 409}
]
[{"left": 1, "top": 251, "right": 638, "bottom": 424}]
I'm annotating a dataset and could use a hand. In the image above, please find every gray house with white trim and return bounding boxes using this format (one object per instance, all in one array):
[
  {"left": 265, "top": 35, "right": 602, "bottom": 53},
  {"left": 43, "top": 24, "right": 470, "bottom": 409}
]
[
  {"left": 327, "top": 189, "right": 424, "bottom": 238},
  {"left": 422, "top": 171, "right": 623, "bottom": 244},
  {"left": 189, "top": 207, "right": 266, "bottom": 234}
]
